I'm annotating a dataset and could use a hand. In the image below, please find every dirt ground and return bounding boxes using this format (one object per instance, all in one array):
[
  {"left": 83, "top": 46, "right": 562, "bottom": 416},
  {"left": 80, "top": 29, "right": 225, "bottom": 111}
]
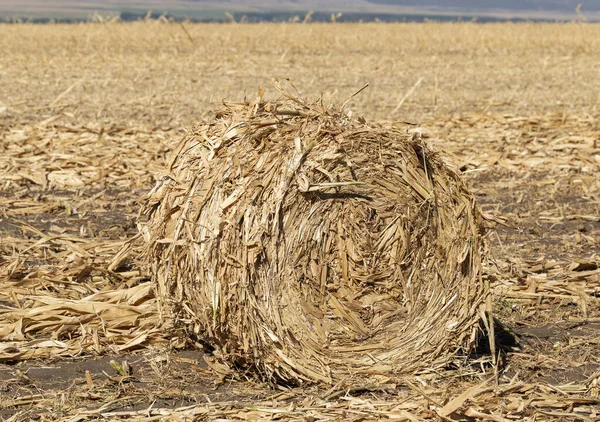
[{"left": 0, "top": 22, "right": 599, "bottom": 421}]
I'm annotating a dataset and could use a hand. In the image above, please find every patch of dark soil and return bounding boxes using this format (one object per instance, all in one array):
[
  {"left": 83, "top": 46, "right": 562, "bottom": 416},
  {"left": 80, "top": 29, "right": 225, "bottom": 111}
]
[
  {"left": 506, "top": 322, "right": 600, "bottom": 385},
  {"left": 472, "top": 170, "right": 600, "bottom": 263},
  {"left": 537, "top": 363, "right": 600, "bottom": 385},
  {"left": 0, "top": 211, "right": 137, "bottom": 238},
  {"left": 0, "top": 187, "right": 147, "bottom": 269},
  {"left": 0, "top": 350, "right": 268, "bottom": 420},
  {"left": 517, "top": 322, "right": 600, "bottom": 343},
  {"left": 0, "top": 355, "right": 138, "bottom": 392},
  {"left": 0, "top": 188, "right": 145, "bottom": 238},
  {"left": 0, "top": 300, "right": 13, "bottom": 311}
]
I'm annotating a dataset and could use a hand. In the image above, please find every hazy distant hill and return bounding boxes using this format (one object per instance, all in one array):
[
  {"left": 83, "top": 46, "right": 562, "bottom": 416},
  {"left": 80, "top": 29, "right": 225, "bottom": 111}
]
[
  {"left": 2, "top": 0, "right": 599, "bottom": 22},
  {"left": 366, "top": 0, "right": 600, "bottom": 11},
  {"left": 185, "top": 0, "right": 600, "bottom": 13}
]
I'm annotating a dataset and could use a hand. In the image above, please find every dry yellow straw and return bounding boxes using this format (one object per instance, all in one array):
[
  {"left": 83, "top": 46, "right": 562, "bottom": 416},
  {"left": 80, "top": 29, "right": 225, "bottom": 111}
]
[{"left": 139, "top": 80, "right": 488, "bottom": 385}]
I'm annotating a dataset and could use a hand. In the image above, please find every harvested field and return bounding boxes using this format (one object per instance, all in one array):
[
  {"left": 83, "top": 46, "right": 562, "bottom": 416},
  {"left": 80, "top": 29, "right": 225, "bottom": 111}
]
[{"left": 0, "top": 21, "right": 599, "bottom": 421}]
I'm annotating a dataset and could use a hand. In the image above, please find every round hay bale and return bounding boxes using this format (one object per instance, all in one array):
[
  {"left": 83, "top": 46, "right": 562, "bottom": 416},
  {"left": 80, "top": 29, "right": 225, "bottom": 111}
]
[{"left": 139, "top": 85, "right": 488, "bottom": 385}]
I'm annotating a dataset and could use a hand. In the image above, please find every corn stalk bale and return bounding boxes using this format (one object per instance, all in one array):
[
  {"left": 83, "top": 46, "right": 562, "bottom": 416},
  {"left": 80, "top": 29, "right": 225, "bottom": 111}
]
[{"left": 139, "top": 85, "right": 488, "bottom": 385}]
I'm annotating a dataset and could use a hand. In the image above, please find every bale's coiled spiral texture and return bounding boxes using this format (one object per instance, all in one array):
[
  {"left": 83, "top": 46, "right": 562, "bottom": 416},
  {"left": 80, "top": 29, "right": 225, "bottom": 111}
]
[{"left": 139, "top": 85, "right": 488, "bottom": 385}]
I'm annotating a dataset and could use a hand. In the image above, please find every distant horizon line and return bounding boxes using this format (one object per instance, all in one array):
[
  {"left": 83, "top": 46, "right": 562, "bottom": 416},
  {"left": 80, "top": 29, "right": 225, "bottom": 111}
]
[{"left": 1, "top": 9, "right": 598, "bottom": 24}]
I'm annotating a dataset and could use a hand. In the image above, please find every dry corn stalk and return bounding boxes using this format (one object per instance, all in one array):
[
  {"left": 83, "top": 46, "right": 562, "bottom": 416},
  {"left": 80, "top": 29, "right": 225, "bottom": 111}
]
[{"left": 139, "top": 81, "right": 489, "bottom": 385}]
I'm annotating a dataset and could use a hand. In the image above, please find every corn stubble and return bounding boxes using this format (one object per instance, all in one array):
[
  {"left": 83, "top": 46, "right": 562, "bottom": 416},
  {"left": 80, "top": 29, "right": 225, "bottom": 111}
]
[
  {"left": 1, "top": 21, "right": 599, "bottom": 421},
  {"left": 140, "top": 81, "right": 488, "bottom": 385}
]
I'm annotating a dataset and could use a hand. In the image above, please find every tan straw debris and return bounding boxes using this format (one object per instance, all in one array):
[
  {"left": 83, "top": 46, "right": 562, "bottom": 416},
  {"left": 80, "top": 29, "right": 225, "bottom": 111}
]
[{"left": 139, "top": 80, "right": 489, "bottom": 385}]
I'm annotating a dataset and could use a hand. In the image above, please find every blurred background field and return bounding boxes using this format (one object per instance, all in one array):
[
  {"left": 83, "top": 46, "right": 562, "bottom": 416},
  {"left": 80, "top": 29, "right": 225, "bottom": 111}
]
[
  {"left": 1, "top": 22, "right": 599, "bottom": 128},
  {"left": 0, "top": 21, "right": 599, "bottom": 421},
  {"left": 3, "top": 0, "right": 600, "bottom": 22}
]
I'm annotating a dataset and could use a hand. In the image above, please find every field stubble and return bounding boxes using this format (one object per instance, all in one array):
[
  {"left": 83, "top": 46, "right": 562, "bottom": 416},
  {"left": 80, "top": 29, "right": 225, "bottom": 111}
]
[{"left": 0, "top": 22, "right": 599, "bottom": 420}]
